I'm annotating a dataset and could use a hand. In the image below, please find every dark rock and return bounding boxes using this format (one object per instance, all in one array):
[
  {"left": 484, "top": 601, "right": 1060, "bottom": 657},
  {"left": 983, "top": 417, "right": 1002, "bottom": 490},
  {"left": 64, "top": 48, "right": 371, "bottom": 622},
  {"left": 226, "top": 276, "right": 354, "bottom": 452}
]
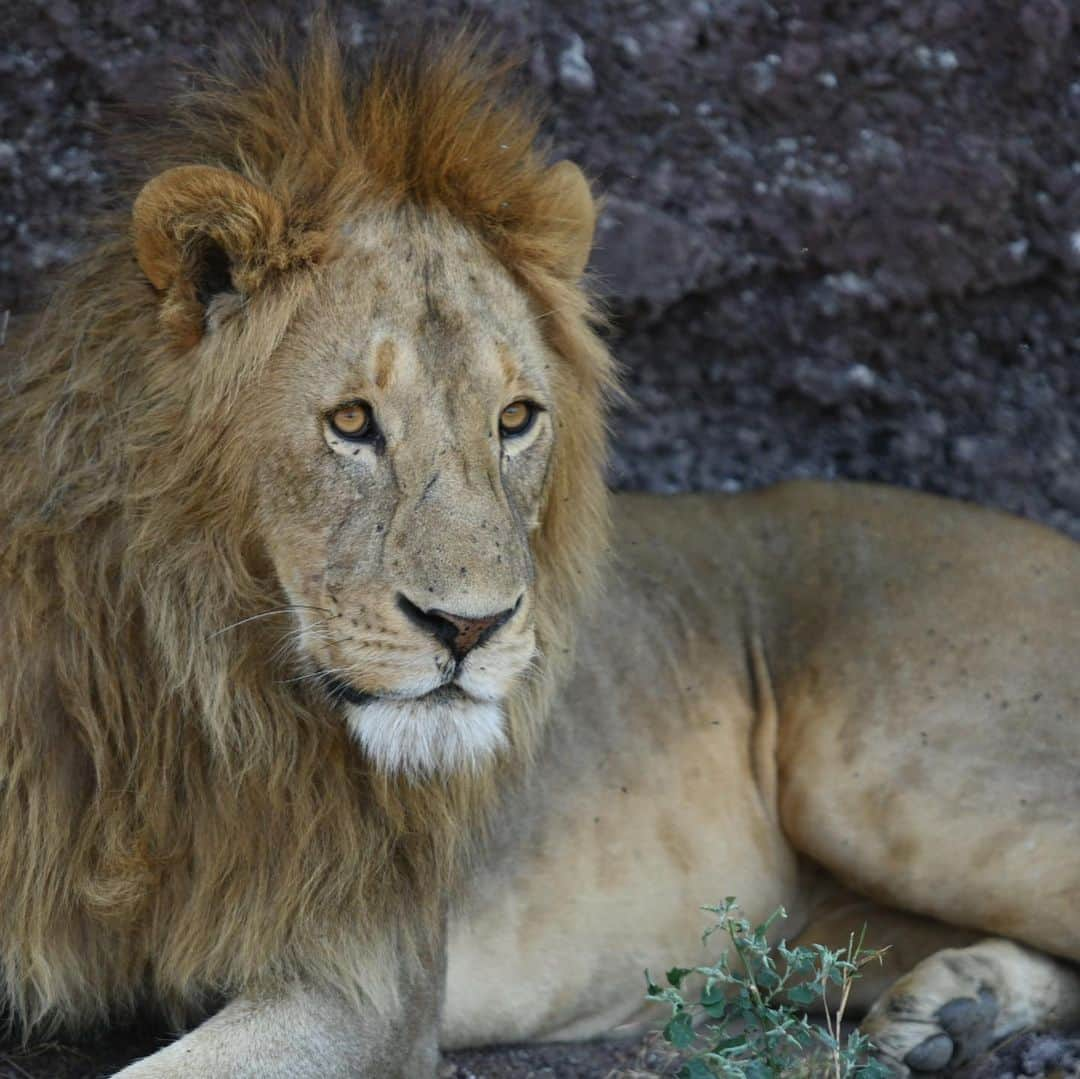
[
  {"left": 592, "top": 196, "right": 717, "bottom": 318},
  {"left": 1020, "top": 0, "right": 1071, "bottom": 54},
  {"left": 781, "top": 40, "right": 821, "bottom": 79}
]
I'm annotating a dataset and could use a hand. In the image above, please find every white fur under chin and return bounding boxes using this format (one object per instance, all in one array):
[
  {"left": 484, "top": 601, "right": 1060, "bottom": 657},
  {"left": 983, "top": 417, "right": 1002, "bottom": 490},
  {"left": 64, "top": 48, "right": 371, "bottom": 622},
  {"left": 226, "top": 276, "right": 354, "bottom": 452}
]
[{"left": 346, "top": 695, "right": 507, "bottom": 778}]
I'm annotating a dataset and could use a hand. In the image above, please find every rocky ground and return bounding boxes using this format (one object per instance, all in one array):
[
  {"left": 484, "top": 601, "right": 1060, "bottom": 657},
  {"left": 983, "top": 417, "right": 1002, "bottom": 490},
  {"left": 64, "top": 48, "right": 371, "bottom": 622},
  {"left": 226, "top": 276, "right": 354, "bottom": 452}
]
[{"left": 2, "top": 0, "right": 1079, "bottom": 1076}]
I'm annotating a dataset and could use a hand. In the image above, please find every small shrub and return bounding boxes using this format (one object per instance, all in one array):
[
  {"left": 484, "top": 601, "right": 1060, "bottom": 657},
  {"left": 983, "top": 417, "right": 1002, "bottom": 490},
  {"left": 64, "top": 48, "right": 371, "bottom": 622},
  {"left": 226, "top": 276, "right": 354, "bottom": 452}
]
[{"left": 644, "top": 898, "right": 892, "bottom": 1079}]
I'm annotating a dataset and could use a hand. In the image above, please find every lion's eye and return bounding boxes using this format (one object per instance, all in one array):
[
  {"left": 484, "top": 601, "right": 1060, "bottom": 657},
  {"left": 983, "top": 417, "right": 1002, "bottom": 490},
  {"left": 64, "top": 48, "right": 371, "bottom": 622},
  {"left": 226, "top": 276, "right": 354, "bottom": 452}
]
[
  {"left": 329, "top": 401, "right": 373, "bottom": 440},
  {"left": 499, "top": 400, "right": 538, "bottom": 438}
]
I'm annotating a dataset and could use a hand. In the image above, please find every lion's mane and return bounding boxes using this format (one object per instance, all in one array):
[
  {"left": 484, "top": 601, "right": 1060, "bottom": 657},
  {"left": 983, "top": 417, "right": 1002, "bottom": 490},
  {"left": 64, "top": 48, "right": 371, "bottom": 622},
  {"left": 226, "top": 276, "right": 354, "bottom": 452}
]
[{"left": 0, "top": 22, "right": 614, "bottom": 1034}]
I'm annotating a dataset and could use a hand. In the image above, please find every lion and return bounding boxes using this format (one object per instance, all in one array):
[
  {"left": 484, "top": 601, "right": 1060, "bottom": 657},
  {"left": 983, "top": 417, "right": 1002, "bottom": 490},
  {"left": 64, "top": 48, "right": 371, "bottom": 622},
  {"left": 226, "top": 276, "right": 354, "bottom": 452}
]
[{"left": 1, "top": 23, "right": 1078, "bottom": 1079}]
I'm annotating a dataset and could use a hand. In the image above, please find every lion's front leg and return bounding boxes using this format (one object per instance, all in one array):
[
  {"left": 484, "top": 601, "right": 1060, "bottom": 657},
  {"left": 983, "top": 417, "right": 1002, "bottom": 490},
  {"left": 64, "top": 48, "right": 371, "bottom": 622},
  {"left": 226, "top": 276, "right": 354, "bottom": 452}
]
[
  {"left": 112, "top": 981, "right": 440, "bottom": 1079},
  {"left": 861, "top": 938, "right": 1080, "bottom": 1076}
]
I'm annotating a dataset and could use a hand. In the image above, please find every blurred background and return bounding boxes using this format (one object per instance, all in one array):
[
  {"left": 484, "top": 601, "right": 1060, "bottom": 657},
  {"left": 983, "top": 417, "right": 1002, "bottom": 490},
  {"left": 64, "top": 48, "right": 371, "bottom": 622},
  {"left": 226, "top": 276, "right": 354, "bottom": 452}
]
[
  {"left": 1, "top": 2, "right": 1079, "bottom": 1076},
  {"left": 3, "top": 0, "right": 1078, "bottom": 540}
]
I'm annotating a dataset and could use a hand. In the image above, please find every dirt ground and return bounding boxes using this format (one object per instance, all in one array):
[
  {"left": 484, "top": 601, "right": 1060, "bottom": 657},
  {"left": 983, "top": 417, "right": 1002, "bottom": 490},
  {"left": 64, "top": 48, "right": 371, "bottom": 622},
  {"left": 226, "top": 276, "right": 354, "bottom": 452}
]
[
  {"left": 4, "top": 1025, "right": 1080, "bottom": 1077},
  {"left": 2, "top": 0, "right": 1079, "bottom": 1076}
]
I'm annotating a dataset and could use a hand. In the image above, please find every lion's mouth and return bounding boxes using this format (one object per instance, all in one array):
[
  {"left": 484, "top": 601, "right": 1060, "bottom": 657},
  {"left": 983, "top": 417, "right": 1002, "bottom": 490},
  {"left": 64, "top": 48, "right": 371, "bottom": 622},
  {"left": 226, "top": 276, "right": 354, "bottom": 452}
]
[
  {"left": 322, "top": 675, "right": 470, "bottom": 708},
  {"left": 322, "top": 677, "right": 375, "bottom": 707}
]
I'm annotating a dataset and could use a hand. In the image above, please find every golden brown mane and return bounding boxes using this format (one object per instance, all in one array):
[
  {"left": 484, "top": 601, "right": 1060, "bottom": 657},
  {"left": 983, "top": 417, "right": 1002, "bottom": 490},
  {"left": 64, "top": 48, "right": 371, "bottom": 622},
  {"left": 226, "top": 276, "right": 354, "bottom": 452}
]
[{"left": 0, "top": 21, "right": 614, "bottom": 1035}]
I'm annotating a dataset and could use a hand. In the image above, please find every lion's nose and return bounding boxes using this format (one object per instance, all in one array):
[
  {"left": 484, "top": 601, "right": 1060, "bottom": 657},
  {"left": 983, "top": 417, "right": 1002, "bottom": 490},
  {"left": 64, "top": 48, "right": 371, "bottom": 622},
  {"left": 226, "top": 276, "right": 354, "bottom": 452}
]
[{"left": 396, "top": 594, "right": 519, "bottom": 661}]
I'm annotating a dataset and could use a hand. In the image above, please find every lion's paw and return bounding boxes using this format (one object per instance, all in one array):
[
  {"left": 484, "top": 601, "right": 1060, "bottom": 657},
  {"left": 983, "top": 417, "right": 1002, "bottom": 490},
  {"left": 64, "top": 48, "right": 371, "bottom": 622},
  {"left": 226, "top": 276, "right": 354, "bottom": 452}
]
[
  {"left": 864, "top": 987, "right": 998, "bottom": 1074},
  {"left": 861, "top": 946, "right": 1012, "bottom": 1075},
  {"left": 865, "top": 939, "right": 1080, "bottom": 1076},
  {"left": 861, "top": 939, "right": 1080, "bottom": 1076}
]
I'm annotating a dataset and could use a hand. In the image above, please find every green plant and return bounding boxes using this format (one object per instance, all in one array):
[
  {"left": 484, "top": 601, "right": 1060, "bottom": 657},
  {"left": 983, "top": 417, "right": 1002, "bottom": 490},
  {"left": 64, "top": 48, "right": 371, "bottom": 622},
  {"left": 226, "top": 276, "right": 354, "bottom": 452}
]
[{"left": 644, "top": 898, "right": 892, "bottom": 1079}]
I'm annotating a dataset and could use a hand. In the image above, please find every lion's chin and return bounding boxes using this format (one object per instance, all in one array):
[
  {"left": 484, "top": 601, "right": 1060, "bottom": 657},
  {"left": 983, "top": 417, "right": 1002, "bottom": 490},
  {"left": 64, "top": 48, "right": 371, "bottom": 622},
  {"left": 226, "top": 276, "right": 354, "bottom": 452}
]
[{"left": 346, "top": 694, "right": 507, "bottom": 779}]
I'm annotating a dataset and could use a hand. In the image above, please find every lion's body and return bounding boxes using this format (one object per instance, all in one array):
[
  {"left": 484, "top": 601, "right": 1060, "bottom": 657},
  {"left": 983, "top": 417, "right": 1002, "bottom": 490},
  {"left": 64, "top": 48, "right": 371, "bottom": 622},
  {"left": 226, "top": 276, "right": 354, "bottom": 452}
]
[
  {"left": 444, "top": 484, "right": 1080, "bottom": 1046},
  {"left": 2, "top": 24, "right": 1078, "bottom": 1078}
]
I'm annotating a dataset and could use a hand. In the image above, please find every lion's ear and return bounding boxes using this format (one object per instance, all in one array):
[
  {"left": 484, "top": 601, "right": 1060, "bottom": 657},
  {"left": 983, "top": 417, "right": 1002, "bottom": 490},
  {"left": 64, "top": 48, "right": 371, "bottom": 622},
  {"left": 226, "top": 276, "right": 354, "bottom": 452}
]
[
  {"left": 543, "top": 160, "right": 596, "bottom": 282},
  {"left": 132, "top": 165, "right": 308, "bottom": 344}
]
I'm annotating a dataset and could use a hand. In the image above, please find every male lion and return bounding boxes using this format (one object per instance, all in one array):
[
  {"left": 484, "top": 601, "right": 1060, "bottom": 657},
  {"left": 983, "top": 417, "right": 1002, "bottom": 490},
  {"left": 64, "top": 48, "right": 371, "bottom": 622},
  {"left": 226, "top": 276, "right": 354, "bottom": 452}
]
[{"left": 1, "top": 25, "right": 1078, "bottom": 1079}]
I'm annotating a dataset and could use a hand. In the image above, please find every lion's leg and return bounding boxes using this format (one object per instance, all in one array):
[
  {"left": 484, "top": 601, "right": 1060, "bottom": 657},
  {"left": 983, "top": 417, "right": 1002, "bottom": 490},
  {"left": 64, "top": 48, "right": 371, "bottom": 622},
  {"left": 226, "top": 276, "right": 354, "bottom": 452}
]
[
  {"left": 788, "top": 892, "right": 981, "bottom": 1015},
  {"left": 861, "top": 938, "right": 1080, "bottom": 1075},
  {"left": 111, "top": 982, "right": 440, "bottom": 1079},
  {"left": 111, "top": 983, "right": 440, "bottom": 1078}
]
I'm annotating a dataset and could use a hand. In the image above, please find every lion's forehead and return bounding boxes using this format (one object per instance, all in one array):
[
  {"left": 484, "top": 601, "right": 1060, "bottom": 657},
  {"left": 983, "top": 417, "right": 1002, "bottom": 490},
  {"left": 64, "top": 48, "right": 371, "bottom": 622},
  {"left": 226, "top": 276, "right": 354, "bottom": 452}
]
[
  {"left": 340, "top": 211, "right": 535, "bottom": 334},
  {"left": 288, "top": 215, "right": 551, "bottom": 408}
]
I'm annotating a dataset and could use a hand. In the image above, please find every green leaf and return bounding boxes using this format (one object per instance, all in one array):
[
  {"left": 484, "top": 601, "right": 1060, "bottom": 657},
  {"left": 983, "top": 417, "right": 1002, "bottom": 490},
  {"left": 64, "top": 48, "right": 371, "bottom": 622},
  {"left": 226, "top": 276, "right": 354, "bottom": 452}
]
[
  {"left": 667, "top": 966, "right": 693, "bottom": 989},
  {"left": 710, "top": 1034, "right": 747, "bottom": 1053},
  {"left": 743, "top": 1059, "right": 774, "bottom": 1079},
  {"left": 664, "top": 1010, "right": 696, "bottom": 1049},
  {"left": 786, "top": 984, "right": 819, "bottom": 1006},
  {"left": 756, "top": 906, "right": 788, "bottom": 934},
  {"left": 679, "top": 1060, "right": 719, "bottom": 1079}
]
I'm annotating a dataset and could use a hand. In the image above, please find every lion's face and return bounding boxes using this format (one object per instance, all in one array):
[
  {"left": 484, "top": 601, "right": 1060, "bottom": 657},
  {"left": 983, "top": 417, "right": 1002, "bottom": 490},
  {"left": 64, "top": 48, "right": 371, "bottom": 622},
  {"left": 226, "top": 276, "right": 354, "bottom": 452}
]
[{"left": 252, "top": 214, "right": 555, "bottom": 777}]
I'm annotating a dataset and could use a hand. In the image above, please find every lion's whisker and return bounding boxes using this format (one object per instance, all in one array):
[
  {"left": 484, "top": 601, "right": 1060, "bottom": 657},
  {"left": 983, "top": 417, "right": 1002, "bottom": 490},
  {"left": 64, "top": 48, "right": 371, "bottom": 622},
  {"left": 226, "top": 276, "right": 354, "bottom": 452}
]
[
  {"left": 275, "top": 666, "right": 355, "bottom": 688},
  {"left": 207, "top": 605, "right": 331, "bottom": 640}
]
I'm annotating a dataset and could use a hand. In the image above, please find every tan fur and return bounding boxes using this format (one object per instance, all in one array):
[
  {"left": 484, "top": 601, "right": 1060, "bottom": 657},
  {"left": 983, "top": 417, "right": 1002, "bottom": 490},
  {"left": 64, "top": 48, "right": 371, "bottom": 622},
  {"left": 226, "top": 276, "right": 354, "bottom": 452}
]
[
  {"left": 442, "top": 487, "right": 1080, "bottom": 1075},
  {"left": 0, "top": 23, "right": 612, "bottom": 1037},
  {"left": 131, "top": 164, "right": 325, "bottom": 347}
]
